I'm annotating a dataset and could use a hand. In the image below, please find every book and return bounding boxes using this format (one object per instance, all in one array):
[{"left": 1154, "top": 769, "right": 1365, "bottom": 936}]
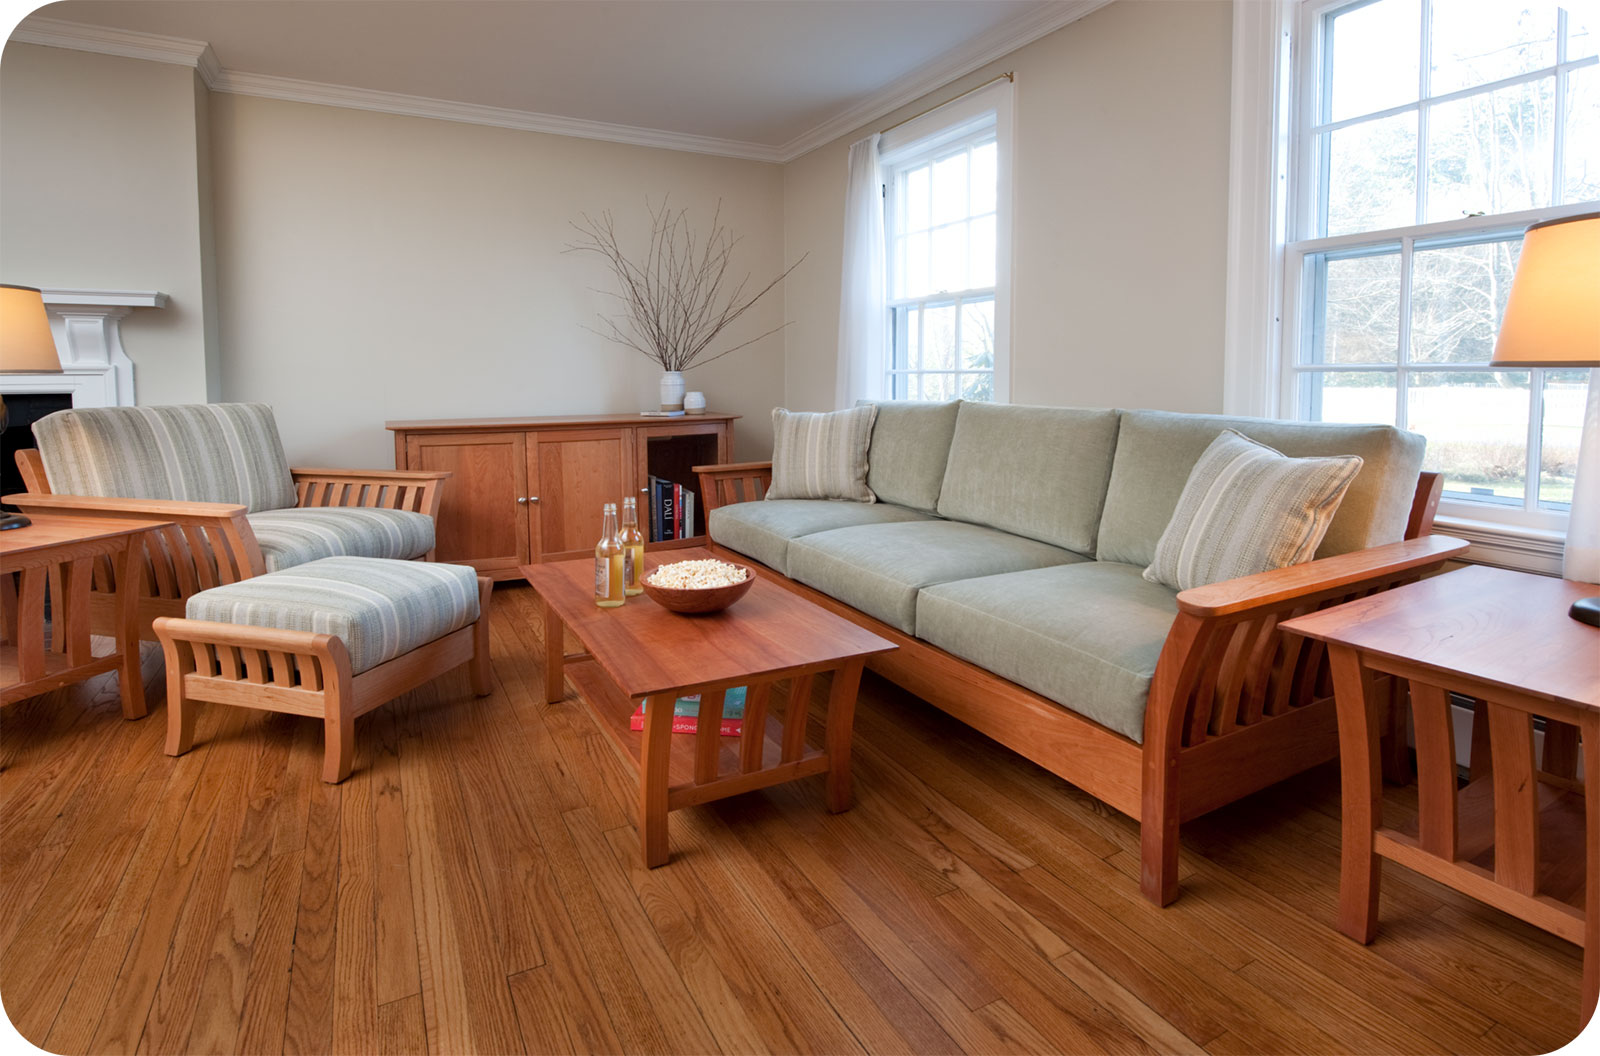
[
  {"left": 683, "top": 489, "right": 695, "bottom": 539},
  {"left": 658, "top": 479, "right": 675, "bottom": 542},
  {"left": 629, "top": 686, "right": 748, "bottom": 735},
  {"left": 639, "top": 410, "right": 686, "bottom": 417},
  {"left": 673, "top": 482, "right": 683, "bottom": 539},
  {"left": 647, "top": 475, "right": 661, "bottom": 542}
]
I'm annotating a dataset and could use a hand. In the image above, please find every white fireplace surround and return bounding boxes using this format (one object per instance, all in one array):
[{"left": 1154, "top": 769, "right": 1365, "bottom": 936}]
[{"left": 0, "top": 288, "right": 167, "bottom": 408}]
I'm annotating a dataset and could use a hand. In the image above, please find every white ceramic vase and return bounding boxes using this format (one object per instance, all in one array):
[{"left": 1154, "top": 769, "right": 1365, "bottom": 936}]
[
  {"left": 683, "top": 391, "right": 707, "bottom": 415},
  {"left": 659, "top": 370, "right": 686, "bottom": 411}
]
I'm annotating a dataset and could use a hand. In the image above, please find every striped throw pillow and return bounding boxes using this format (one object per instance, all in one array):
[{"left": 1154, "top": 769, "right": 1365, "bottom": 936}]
[
  {"left": 765, "top": 406, "right": 878, "bottom": 503},
  {"left": 1144, "top": 429, "right": 1363, "bottom": 591}
]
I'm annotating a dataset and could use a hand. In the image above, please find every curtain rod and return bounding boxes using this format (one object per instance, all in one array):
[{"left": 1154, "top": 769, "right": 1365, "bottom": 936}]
[{"left": 878, "top": 72, "right": 1014, "bottom": 136}]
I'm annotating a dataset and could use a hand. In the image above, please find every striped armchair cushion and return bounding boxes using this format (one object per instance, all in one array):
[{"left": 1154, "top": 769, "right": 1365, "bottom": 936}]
[
  {"left": 185, "top": 557, "right": 479, "bottom": 674},
  {"left": 247, "top": 507, "right": 436, "bottom": 572},
  {"left": 32, "top": 403, "right": 297, "bottom": 512}
]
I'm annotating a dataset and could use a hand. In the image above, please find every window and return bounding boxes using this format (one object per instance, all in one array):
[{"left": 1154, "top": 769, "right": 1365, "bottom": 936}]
[
  {"left": 881, "top": 84, "right": 1012, "bottom": 401},
  {"left": 1284, "top": 0, "right": 1597, "bottom": 528}
]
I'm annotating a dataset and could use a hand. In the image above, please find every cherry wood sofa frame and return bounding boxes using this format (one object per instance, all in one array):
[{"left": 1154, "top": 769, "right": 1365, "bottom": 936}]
[
  {"left": 697, "top": 461, "right": 1466, "bottom": 905},
  {"left": 8, "top": 449, "right": 448, "bottom": 641}
]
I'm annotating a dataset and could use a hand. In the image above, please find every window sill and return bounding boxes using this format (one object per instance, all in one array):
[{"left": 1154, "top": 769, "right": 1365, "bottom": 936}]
[{"left": 1432, "top": 515, "right": 1566, "bottom": 576}]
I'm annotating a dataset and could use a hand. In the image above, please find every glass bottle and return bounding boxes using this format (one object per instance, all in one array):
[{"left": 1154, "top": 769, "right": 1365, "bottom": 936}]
[
  {"left": 594, "top": 503, "right": 625, "bottom": 608},
  {"left": 620, "top": 496, "right": 645, "bottom": 596}
]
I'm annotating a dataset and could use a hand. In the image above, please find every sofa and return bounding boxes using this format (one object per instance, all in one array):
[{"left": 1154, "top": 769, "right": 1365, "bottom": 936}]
[
  {"left": 7, "top": 403, "right": 448, "bottom": 639},
  {"left": 698, "top": 400, "right": 1467, "bottom": 904}
]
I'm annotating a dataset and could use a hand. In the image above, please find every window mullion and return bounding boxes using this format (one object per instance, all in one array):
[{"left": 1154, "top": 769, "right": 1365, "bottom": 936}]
[
  {"left": 1395, "top": 236, "right": 1415, "bottom": 430},
  {"left": 1416, "top": 0, "right": 1432, "bottom": 226},
  {"left": 1554, "top": 7, "right": 1569, "bottom": 205}
]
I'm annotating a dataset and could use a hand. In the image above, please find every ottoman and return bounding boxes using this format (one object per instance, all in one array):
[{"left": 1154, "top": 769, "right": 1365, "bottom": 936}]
[{"left": 153, "top": 556, "right": 491, "bottom": 782}]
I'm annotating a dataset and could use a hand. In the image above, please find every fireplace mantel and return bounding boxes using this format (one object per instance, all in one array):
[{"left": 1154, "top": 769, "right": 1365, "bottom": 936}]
[{"left": 0, "top": 288, "right": 167, "bottom": 407}]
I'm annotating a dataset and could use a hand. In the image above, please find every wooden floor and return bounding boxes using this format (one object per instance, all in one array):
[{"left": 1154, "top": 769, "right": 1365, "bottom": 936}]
[{"left": 1, "top": 581, "right": 1588, "bottom": 1054}]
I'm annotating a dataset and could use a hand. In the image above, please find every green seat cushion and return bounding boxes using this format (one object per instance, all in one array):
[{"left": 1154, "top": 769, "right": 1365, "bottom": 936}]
[
  {"left": 858, "top": 399, "right": 962, "bottom": 512},
  {"left": 32, "top": 403, "right": 298, "bottom": 512},
  {"left": 1097, "top": 410, "right": 1426, "bottom": 568},
  {"left": 787, "top": 520, "right": 1085, "bottom": 634},
  {"left": 184, "top": 556, "right": 479, "bottom": 674},
  {"left": 916, "top": 562, "right": 1178, "bottom": 743},
  {"left": 706, "top": 499, "right": 933, "bottom": 575},
  {"left": 935, "top": 402, "right": 1120, "bottom": 555},
  {"left": 248, "top": 507, "right": 436, "bottom": 572}
]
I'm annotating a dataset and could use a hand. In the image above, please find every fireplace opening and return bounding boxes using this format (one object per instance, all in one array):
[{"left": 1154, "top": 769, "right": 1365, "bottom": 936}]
[{"left": 1, "top": 392, "right": 70, "bottom": 511}]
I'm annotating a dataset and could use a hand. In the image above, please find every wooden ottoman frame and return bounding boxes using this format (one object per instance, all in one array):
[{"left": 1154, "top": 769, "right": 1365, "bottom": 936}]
[{"left": 153, "top": 576, "right": 492, "bottom": 782}]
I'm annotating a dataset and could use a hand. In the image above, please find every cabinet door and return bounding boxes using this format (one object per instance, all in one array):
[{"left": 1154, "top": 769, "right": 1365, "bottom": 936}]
[
  {"left": 405, "top": 431, "right": 530, "bottom": 576},
  {"left": 530, "top": 429, "right": 634, "bottom": 562}
]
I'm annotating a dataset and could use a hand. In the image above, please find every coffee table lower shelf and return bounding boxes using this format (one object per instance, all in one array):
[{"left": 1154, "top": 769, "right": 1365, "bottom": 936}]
[{"left": 565, "top": 661, "right": 832, "bottom": 812}]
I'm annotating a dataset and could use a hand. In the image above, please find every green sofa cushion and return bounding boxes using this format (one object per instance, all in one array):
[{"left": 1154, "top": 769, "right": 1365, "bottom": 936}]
[
  {"left": 706, "top": 499, "right": 933, "bottom": 576},
  {"left": 1096, "top": 410, "right": 1427, "bottom": 568},
  {"left": 786, "top": 520, "right": 1084, "bottom": 634},
  {"left": 858, "top": 399, "right": 962, "bottom": 512},
  {"left": 935, "top": 402, "right": 1120, "bottom": 556},
  {"left": 916, "top": 562, "right": 1179, "bottom": 743}
]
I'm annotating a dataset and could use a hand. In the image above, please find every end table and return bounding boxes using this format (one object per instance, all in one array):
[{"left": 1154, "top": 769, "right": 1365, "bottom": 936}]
[{"left": 1283, "top": 565, "right": 1600, "bottom": 1025}]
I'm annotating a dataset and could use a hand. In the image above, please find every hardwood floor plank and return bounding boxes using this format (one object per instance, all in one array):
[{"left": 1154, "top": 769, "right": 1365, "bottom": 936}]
[
  {"left": 333, "top": 735, "right": 379, "bottom": 1056},
  {"left": 377, "top": 993, "right": 428, "bottom": 1056},
  {"left": 281, "top": 772, "right": 341, "bottom": 1054},
  {"left": 232, "top": 850, "right": 304, "bottom": 1056},
  {"left": 371, "top": 707, "right": 422, "bottom": 1007}
]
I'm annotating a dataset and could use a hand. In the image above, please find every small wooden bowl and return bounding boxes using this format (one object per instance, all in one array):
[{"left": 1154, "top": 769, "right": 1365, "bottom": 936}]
[{"left": 641, "top": 564, "right": 756, "bottom": 614}]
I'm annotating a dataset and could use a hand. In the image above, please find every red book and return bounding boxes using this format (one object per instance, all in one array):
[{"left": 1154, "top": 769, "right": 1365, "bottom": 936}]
[
  {"left": 628, "top": 709, "right": 743, "bottom": 736},
  {"left": 673, "top": 482, "right": 683, "bottom": 538}
]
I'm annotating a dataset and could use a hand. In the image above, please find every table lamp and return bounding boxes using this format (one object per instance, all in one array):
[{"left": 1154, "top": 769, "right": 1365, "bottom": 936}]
[
  {"left": 1490, "top": 212, "right": 1600, "bottom": 625},
  {"left": 0, "top": 284, "right": 63, "bottom": 531}
]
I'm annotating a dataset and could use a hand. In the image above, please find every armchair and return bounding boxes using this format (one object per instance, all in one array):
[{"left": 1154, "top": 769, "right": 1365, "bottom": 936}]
[{"left": 7, "top": 404, "right": 448, "bottom": 639}]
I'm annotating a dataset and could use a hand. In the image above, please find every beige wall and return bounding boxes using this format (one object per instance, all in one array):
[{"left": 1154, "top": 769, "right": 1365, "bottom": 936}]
[
  {"left": 0, "top": 43, "right": 217, "bottom": 403},
  {"left": 782, "top": 0, "right": 1234, "bottom": 415},
  {"left": 210, "top": 93, "right": 786, "bottom": 467}
]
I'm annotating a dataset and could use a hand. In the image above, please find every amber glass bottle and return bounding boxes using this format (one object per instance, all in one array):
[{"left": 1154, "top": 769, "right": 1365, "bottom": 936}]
[
  {"left": 594, "top": 503, "right": 625, "bottom": 608},
  {"left": 620, "top": 497, "right": 645, "bottom": 596}
]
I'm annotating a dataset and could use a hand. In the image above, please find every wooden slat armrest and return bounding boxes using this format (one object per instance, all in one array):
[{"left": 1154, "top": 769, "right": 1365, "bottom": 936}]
[
  {"left": 1175, "top": 535, "right": 1469, "bottom": 619},
  {"left": 290, "top": 467, "right": 452, "bottom": 483},
  {"left": 3, "top": 492, "right": 248, "bottom": 521},
  {"left": 691, "top": 461, "right": 772, "bottom": 476}
]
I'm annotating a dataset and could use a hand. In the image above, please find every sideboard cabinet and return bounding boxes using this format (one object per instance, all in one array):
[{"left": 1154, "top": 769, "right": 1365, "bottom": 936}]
[{"left": 388, "top": 414, "right": 737, "bottom": 579}]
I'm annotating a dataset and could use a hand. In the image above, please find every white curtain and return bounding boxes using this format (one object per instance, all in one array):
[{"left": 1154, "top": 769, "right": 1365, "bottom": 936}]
[
  {"left": 1566, "top": 368, "right": 1600, "bottom": 583},
  {"left": 835, "top": 133, "right": 887, "bottom": 408}
]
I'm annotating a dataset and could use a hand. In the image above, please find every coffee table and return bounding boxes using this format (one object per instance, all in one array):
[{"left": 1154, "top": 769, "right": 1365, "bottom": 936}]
[{"left": 523, "top": 547, "right": 895, "bottom": 866}]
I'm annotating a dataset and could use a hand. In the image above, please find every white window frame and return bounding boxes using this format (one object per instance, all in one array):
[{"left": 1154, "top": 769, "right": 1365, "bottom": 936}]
[
  {"left": 1225, "top": 0, "right": 1598, "bottom": 552},
  {"left": 879, "top": 80, "right": 1013, "bottom": 402}
]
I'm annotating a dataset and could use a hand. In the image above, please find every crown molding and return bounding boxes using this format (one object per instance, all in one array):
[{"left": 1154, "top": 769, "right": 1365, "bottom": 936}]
[
  {"left": 10, "top": 16, "right": 217, "bottom": 77},
  {"left": 772, "top": 0, "right": 1115, "bottom": 161},
  {"left": 10, "top": 2, "right": 1116, "bottom": 166},
  {"left": 206, "top": 68, "right": 787, "bottom": 162}
]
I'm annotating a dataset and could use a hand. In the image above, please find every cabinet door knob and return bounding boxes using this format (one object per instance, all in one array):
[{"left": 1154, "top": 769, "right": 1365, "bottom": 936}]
[
  {"left": 529, "top": 496, "right": 541, "bottom": 503},
  {"left": 516, "top": 496, "right": 528, "bottom": 504}
]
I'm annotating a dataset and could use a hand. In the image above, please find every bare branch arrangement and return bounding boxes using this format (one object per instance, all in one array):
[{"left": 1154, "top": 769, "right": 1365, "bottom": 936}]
[{"left": 567, "top": 200, "right": 805, "bottom": 372}]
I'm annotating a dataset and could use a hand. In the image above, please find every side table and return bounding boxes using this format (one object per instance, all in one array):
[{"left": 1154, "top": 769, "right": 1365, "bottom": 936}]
[
  {"left": 1283, "top": 565, "right": 1600, "bottom": 1025},
  {"left": 1, "top": 515, "right": 164, "bottom": 719}
]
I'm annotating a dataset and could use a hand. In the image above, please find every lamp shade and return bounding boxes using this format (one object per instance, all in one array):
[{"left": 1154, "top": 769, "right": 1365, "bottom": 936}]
[
  {"left": 1490, "top": 212, "right": 1600, "bottom": 368},
  {"left": 0, "top": 284, "right": 62, "bottom": 373}
]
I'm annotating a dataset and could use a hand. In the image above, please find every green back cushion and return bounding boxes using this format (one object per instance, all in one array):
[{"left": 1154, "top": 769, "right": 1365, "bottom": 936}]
[
  {"left": 1096, "top": 410, "right": 1426, "bottom": 567},
  {"left": 33, "top": 403, "right": 298, "bottom": 513},
  {"left": 936, "top": 402, "right": 1121, "bottom": 555},
  {"left": 859, "top": 399, "right": 962, "bottom": 513}
]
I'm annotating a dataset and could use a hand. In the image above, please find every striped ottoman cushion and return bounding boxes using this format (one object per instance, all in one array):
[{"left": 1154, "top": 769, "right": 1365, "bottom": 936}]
[
  {"left": 185, "top": 557, "right": 479, "bottom": 674},
  {"left": 247, "top": 507, "right": 435, "bottom": 572}
]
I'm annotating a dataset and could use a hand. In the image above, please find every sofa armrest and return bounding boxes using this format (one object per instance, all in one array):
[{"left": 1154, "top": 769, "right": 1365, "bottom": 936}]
[
  {"left": 1175, "top": 536, "right": 1468, "bottom": 619},
  {"left": 694, "top": 461, "right": 773, "bottom": 513},
  {"left": 4, "top": 491, "right": 248, "bottom": 521},
  {"left": 5, "top": 491, "right": 266, "bottom": 581},
  {"left": 291, "top": 467, "right": 449, "bottom": 518}
]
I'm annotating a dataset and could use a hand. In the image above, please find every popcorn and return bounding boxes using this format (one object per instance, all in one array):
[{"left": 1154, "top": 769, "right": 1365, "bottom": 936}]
[{"left": 647, "top": 559, "right": 749, "bottom": 590}]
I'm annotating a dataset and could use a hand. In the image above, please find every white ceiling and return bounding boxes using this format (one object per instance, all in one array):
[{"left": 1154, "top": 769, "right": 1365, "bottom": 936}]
[{"left": 21, "top": 1, "right": 1100, "bottom": 159}]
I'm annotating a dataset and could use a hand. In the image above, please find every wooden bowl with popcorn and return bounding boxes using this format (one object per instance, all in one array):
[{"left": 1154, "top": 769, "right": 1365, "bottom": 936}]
[{"left": 641, "top": 558, "right": 756, "bottom": 614}]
